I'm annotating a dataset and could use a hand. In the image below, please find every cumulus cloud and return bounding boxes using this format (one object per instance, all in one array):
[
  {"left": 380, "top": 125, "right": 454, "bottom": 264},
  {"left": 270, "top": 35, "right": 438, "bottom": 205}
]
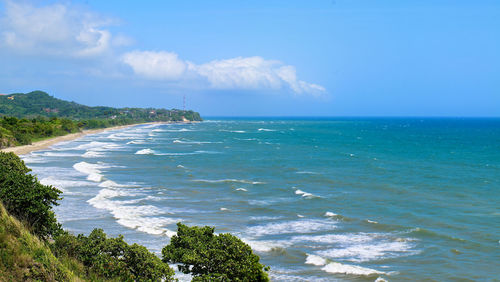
[
  {"left": 122, "top": 51, "right": 325, "bottom": 95},
  {"left": 0, "top": 0, "right": 119, "bottom": 57},
  {"left": 0, "top": 0, "right": 325, "bottom": 95},
  {"left": 122, "top": 51, "right": 187, "bottom": 80}
]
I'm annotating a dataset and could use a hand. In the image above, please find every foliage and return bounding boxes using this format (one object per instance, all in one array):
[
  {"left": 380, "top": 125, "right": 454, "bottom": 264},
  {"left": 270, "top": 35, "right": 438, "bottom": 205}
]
[
  {"left": 0, "top": 202, "right": 75, "bottom": 281},
  {"left": 0, "top": 152, "right": 62, "bottom": 239},
  {"left": 0, "top": 90, "right": 202, "bottom": 121},
  {"left": 0, "top": 91, "right": 202, "bottom": 149},
  {"left": 53, "top": 229, "right": 175, "bottom": 281},
  {"left": 163, "top": 223, "right": 270, "bottom": 281}
]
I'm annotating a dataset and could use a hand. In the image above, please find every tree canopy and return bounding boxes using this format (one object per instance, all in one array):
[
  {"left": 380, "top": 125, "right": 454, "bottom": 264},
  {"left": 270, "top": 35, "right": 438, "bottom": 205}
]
[{"left": 162, "top": 223, "right": 270, "bottom": 281}]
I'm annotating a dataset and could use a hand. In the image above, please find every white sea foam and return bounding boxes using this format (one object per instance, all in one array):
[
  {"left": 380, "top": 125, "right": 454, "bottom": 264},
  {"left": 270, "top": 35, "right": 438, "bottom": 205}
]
[
  {"left": 324, "top": 211, "right": 338, "bottom": 217},
  {"left": 258, "top": 128, "right": 276, "bottom": 132},
  {"left": 40, "top": 176, "right": 93, "bottom": 191},
  {"left": 173, "top": 139, "right": 219, "bottom": 144},
  {"left": 75, "top": 141, "right": 110, "bottom": 150},
  {"left": 220, "top": 130, "right": 246, "bottom": 133},
  {"left": 73, "top": 162, "right": 106, "bottom": 182},
  {"left": 295, "top": 233, "right": 418, "bottom": 262},
  {"left": 321, "top": 262, "right": 384, "bottom": 276},
  {"left": 241, "top": 238, "right": 290, "bottom": 252},
  {"left": 296, "top": 171, "right": 320, "bottom": 175},
  {"left": 152, "top": 129, "right": 166, "bottom": 132},
  {"left": 306, "top": 254, "right": 385, "bottom": 276},
  {"left": 297, "top": 214, "right": 305, "bottom": 218},
  {"left": 295, "top": 189, "right": 319, "bottom": 198},
  {"left": 127, "top": 140, "right": 146, "bottom": 144},
  {"left": 366, "top": 219, "right": 378, "bottom": 224},
  {"left": 305, "top": 254, "right": 327, "bottom": 266},
  {"left": 236, "top": 188, "right": 247, "bottom": 191},
  {"left": 375, "top": 277, "right": 388, "bottom": 282},
  {"left": 88, "top": 183, "right": 178, "bottom": 237},
  {"left": 220, "top": 208, "right": 229, "bottom": 211},
  {"left": 21, "top": 155, "right": 47, "bottom": 163},
  {"left": 246, "top": 219, "right": 336, "bottom": 236},
  {"left": 177, "top": 165, "right": 186, "bottom": 169},
  {"left": 193, "top": 179, "right": 265, "bottom": 185},
  {"left": 82, "top": 151, "right": 105, "bottom": 158},
  {"left": 135, "top": 148, "right": 155, "bottom": 155}
]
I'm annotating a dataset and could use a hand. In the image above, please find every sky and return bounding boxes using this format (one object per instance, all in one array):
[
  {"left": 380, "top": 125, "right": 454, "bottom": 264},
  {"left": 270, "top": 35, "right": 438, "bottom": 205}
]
[{"left": 0, "top": 0, "right": 499, "bottom": 117}]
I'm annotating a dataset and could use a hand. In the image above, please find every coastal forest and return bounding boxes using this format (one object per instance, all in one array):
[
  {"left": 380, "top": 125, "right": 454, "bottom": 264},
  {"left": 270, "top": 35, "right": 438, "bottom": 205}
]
[{"left": 0, "top": 91, "right": 202, "bottom": 149}]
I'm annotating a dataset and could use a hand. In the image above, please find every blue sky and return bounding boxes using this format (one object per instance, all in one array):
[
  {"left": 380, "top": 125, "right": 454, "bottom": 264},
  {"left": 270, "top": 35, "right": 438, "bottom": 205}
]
[{"left": 0, "top": 0, "right": 498, "bottom": 116}]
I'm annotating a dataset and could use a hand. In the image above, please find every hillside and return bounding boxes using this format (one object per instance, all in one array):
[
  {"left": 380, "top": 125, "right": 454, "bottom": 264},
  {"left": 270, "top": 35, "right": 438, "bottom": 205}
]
[
  {"left": 0, "top": 91, "right": 202, "bottom": 121},
  {"left": 0, "top": 91, "right": 202, "bottom": 149}
]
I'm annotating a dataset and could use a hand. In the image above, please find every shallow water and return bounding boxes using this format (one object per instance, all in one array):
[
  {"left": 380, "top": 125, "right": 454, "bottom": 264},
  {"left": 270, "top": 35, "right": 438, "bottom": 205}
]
[{"left": 25, "top": 118, "right": 500, "bottom": 281}]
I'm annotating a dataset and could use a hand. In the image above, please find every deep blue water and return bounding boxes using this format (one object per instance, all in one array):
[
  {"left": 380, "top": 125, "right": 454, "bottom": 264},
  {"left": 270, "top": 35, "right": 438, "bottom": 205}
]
[{"left": 23, "top": 118, "right": 500, "bottom": 281}]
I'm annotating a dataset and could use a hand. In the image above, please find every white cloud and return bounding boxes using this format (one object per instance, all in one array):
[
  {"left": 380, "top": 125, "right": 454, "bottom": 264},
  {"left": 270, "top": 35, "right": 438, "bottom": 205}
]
[
  {"left": 122, "top": 52, "right": 325, "bottom": 95},
  {"left": 0, "top": 0, "right": 115, "bottom": 57},
  {"left": 122, "top": 51, "right": 187, "bottom": 80},
  {"left": 0, "top": 1, "right": 325, "bottom": 95}
]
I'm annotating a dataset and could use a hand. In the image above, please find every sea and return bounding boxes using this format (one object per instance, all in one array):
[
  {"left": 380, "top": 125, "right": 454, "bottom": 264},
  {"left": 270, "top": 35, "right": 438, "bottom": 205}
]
[{"left": 21, "top": 118, "right": 500, "bottom": 281}]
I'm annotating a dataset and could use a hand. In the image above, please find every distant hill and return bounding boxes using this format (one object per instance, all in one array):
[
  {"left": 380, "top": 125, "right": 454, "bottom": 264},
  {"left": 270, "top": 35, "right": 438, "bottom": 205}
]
[{"left": 0, "top": 91, "right": 202, "bottom": 121}]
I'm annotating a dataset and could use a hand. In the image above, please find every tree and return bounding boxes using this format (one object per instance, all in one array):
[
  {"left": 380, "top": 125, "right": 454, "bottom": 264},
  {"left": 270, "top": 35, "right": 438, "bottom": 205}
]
[
  {"left": 162, "top": 223, "right": 269, "bottom": 281},
  {"left": 0, "top": 152, "right": 61, "bottom": 239},
  {"left": 53, "top": 229, "right": 175, "bottom": 281}
]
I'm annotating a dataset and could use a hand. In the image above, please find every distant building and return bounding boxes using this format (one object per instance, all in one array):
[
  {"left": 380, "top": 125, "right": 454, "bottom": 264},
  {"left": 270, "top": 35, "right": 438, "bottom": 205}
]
[{"left": 7, "top": 96, "right": 14, "bottom": 100}]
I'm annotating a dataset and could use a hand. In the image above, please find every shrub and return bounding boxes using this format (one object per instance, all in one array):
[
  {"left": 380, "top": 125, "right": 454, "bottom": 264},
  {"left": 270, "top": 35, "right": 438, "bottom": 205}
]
[
  {"left": 162, "top": 223, "right": 269, "bottom": 281},
  {"left": 53, "top": 229, "right": 175, "bottom": 281},
  {"left": 0, "top": 152, "right": 61, "bottom": 239}
]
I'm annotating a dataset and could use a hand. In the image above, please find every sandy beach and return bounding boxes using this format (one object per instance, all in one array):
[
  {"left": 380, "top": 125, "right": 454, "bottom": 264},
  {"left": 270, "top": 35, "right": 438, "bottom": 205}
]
[{"left": 0, "top": 122, "right": 168, "bottom": 155}]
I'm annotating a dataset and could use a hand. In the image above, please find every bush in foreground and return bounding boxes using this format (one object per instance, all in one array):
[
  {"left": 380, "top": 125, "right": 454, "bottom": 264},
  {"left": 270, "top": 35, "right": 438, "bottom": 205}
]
[
  {"left": 0, "top": 152, "right": 61, "bottom": 239},
  {"left": 53, "top": 229, "right": 175, "bottom": 281},
  {"left": 163, "top": 223, "right": 269, "bottom": 281}
]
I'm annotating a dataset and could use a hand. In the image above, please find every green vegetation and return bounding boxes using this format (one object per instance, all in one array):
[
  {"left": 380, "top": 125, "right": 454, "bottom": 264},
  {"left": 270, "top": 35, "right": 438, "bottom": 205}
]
[
  {"left": 0, "top": 91, "right": 201, "bottom": 121},
  {"left": 0, "top": 151, "right": 62, "bottom": 239},
  {"left": 0, "top": 91, "right": 202, "bottom": 149},
  {"left": 0, "top": 152, "right": 269, "bottom": 281},
  {"left": 163, "top": 223, "right": 269, "bottom": 281}
]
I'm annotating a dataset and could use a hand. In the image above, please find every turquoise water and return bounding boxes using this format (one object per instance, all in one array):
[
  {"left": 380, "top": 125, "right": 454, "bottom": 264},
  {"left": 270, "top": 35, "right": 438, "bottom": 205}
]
[{"left": 23, "top": 118, "right": 500, "bottom": 281}]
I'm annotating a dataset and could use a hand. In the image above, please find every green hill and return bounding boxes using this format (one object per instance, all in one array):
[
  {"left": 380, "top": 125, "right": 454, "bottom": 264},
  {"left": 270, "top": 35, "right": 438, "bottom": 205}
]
[
  {"left": 0, "top": 91, "right": 202, "bottom": 149},
  {"left": 0, "top": 91, "right": 201, "bottom": 121}
]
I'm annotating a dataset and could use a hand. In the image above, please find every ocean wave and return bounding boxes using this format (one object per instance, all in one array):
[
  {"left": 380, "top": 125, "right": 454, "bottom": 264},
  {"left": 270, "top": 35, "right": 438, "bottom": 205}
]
[
  {"left": 21, "top": 155, "right": 47, "bottom": 163},
  {"left": 220, "top": 130, "right": 246, "bottom": 133},
  {"left": 246, "top": 219, "right": 336, "bottom": 236},
  {"left": 305, "top": 254, "right": 385, "bottom": 276},
  {"left": 40, "top": 176, "right": 94, "bottom": 190},
  {"left": 88, "top": 185, "right": 177, "bottom": 237},
  {"left": 258, "top": 128, "right": 276, "bottom": 132},
  {"left": 173, "top": 139, "right": 220, "bottom": 144},
  {"left": 193, "top": 179, "right": 266, "bottom": 185},
  {"left": 82, "top": 151, "right": 105, "bottom": 158},
  {"left": 305, "top": 233, "right": 418, "bottom": 262},
  {"left": 295, "top": 189, "right": 320, "bottom": 198},
  {"left": 296, "top": 171, "right": 321, "bottom": 175},
  {"left": 73, "top": 161, "right": 107, "bottom": 182},
  {"left": 241, "top": 238, "right": 290, "bottom": 253},
  {"left": 127, "top": 140, "right": 146, "bottom": 144},
  {"left": 74, "top": 141, "right": 111, "bottom": 150},
  {"left": 135, "top": 148, "right": 155, "bottom": 155},
  {"left": 235, "top": 188, "right": 247, "bottom": 191}
]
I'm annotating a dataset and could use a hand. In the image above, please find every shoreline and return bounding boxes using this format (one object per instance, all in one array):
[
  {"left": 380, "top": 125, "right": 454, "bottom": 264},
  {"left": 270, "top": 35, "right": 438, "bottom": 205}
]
[{"left": 0, "top": 121, "right": 174, "bottom": 156}]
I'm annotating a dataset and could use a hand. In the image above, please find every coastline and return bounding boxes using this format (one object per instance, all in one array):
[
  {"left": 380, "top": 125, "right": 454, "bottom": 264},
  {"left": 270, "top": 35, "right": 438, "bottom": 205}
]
[{"left": 0, "top": 122, "right": 172, "bottom": 156}]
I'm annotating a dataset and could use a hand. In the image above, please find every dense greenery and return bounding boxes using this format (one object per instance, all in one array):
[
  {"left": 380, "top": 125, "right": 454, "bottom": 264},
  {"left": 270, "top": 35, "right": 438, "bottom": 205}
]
[
  {"left": 0, "top": 152, "right": 269, "bottom": 281},
  {"left": 53, "top": 229, "right": 175, "bottom": 281},
  {"left": 0, "top": 90, "right": 202, "bottom": 121},
  {"left": 163, "top": 223, "right": 270, "bottom": 281},
  {"left": 0, "top": 152, "right": 61, "bottom": 239},
  {"left": 0, "top": 91, "right": 202, "bottom": 149}
]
